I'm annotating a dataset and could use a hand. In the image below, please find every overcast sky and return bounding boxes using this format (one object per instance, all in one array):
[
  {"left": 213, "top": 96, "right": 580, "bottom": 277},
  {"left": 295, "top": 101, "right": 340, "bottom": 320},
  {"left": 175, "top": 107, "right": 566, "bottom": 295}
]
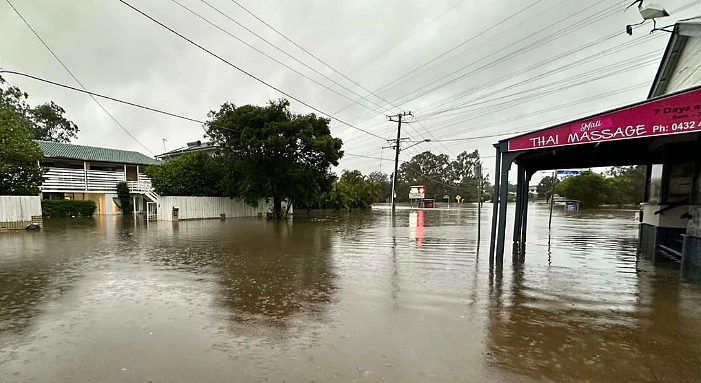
[{"left": 1, "top": 0, "right": 700, "bottom": 184}]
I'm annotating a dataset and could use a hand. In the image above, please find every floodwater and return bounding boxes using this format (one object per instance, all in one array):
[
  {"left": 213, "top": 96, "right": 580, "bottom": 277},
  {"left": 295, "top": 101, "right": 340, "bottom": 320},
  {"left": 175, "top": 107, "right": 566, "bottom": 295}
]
[{"left": 1, "top": 204, "right": 700, "bottom": 383}]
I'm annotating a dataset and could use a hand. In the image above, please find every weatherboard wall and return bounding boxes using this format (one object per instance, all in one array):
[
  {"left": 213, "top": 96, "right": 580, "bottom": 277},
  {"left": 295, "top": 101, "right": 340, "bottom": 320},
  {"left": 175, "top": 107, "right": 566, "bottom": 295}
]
[
  {"left": 156, "top": 196, "right": 271, "bottom": 221},
  {"left": 662, "top": 34, "right": 701, "bottom": 95}
]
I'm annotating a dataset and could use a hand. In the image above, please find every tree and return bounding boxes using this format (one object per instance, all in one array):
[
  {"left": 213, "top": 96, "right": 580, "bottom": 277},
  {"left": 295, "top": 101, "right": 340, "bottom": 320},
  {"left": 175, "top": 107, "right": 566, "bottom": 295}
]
[
  {"left": 536, "top": 175, "right": 558, "bottom": 200},
  {"left": 0, "top": 75, "right": 78, "bottom": 142},
  {"left": 116, "top": 181, "right": 133, "bottom": 214},
  {"left": 0, "top": 107, "right": 46, "bottom": 195},
  {"left": 205, "top": 99, "right": 343, "bottom": 216},
  {"left": 398, "top": 151, "right": 452, "bottom": 201},
  {"left": 555, "top": 171, "right": 608, "bottom": 208},
  {"left": 607, "top": 166, "right": 646, "bottom": 206},
  {"left": 146, "top": 152, "right": 224, "bottom": 196},
  {"left": 368, "top": 171, "right": 391, "bottom": 203}
]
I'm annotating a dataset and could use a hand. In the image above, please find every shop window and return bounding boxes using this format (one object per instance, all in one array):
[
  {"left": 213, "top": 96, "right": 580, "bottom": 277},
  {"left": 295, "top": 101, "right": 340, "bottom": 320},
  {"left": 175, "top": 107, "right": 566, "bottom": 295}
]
[
  {"left": 667, "top": 163, "right": 694, "bottom": 203},
  {"left": 647, "top": 164, "right": 663, "bottom": 203}
]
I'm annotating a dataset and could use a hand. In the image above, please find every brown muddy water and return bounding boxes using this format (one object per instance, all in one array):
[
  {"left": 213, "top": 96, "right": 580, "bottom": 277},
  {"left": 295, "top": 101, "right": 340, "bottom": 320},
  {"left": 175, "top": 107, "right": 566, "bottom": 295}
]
[{"left": 1, "top": 204, "right": 700, "bottom": 383}]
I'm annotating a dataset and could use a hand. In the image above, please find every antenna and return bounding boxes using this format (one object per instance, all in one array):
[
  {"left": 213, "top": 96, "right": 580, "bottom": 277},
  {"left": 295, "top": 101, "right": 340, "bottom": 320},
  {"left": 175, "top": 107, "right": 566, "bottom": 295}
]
[{"left": 162, "top": 137, "right": 169, "bottom": 152}]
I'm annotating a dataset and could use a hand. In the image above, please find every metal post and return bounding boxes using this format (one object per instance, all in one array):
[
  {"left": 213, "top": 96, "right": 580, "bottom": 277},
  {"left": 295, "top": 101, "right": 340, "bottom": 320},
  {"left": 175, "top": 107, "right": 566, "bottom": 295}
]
[
  {"left": 477, "top": 163, "right": 482, "bottom": 246},
  {"left": 513, "top": 164, "right": 525, "bottom": 255},
  {"left": 548, "top": 170, "right": 557, "bottom": 231},
  {"left": 495, "top": 152, "right": 516, "bottom": 264},
  {"left": 489, "top": 146, "right": 502, "bottom": 263},
  {"left": 521, "top": 170, "right": 533, "bottom": 260}
]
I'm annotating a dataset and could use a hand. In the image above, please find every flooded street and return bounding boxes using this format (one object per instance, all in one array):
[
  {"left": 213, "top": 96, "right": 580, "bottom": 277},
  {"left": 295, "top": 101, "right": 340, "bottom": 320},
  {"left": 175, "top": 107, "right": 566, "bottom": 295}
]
[{"left": 1, "top": 204, "right": 701, "bottom": 383}]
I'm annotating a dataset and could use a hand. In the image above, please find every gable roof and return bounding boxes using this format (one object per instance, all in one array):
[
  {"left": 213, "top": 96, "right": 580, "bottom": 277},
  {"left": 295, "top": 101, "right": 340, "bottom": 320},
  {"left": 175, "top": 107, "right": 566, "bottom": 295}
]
[
  {"left": 36, "top": 140, "right": 160, "bottom": 165},
  {"left": 649, "top": 19, "right": 701, "bottom": 98},
  {"left": 156, "top": 140, "right": 217, "bottom": 159}
]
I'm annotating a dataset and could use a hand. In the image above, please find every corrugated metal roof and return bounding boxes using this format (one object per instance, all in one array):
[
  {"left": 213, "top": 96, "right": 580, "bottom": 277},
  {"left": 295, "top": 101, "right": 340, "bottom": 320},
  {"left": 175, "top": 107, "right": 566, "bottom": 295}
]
[
  {"left": 36, "top": 140, "right": 160, "bottom": 165},
  {"left": 156, "top": 141, "right": 217, "bottom": 159}
]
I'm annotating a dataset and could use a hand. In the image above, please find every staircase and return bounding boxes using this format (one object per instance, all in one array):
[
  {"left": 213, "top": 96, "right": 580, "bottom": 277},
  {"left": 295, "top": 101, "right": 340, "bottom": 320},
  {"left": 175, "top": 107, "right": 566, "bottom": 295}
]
[
  {"left": 126, "top": 180, "right": 159, "bottom": 202},
  {"left": 657, "top": 233, "right": 684, "bottom": 263}
]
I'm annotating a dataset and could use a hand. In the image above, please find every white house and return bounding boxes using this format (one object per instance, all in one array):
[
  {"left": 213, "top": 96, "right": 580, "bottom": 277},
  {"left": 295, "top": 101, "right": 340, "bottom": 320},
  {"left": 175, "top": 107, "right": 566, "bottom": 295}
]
[{"left": 37, "top": 140, "right": 160, "bottom": 215}]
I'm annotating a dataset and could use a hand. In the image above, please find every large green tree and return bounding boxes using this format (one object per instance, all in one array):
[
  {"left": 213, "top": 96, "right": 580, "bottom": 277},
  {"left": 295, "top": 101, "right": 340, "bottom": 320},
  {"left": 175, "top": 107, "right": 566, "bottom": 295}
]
[
  {"left": 205, "top": 99, "right": 343, "bottom": 216},
  {"left": 396, "top": 150, "right": 484, "bottom": 202},
  {"left": 0, "top": 75, "right": 78, "bottom": 142},
  {"left": 146, "top": 152, "right": 224, "bottom": 196},
  {"left": 0, "top": 107, "right": 46, "bottom": 195},
  {"left": 536, "top": 175, "right": 558, "bottom": 200},
  {"left": 606, "top": 166, "right": 646, "bottom": 206},
  {"left": 368, "top": 171, "right": 391, "bottom": 203},
  {"left": 555, "top": 171, "right": 608, "bottom": 208}
]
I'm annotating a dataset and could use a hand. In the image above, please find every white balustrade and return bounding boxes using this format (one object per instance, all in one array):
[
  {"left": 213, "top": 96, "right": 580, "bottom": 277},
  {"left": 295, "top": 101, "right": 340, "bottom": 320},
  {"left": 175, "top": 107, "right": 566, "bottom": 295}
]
[
  {"left": 42, "top": 167, "right": 156, "bottom": 199},
  {"left": 42, "top": 168, "right": 86, "bottom": 192}
]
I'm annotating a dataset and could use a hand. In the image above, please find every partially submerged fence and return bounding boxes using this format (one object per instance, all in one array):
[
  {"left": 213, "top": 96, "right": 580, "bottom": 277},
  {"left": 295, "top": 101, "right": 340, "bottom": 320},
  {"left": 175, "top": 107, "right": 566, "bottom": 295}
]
[
  {"left": 156, "top": 196, "right": 270, "bottom": 221},
  {"left": 0, "top": 196, "right": 43, "bottom": 230}
]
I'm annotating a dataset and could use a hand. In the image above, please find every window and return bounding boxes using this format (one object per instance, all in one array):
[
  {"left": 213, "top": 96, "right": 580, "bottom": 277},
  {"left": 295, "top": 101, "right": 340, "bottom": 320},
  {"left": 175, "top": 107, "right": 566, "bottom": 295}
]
[{"left": 647, "top": 164, "right": 663, "bottom": 203}]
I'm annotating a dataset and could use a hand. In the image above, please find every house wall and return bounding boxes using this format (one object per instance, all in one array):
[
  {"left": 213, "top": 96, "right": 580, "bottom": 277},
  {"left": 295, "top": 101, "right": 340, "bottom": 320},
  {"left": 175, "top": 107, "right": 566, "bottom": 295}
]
[
  {"left": 156, "top": 196, "right": 270, "bottom": 221},
  {"left": 0, "top": 196, "right": 43, "bottom": 230},
  {"left": 661, "top": 35, "right": 701, "bottom": 94}
]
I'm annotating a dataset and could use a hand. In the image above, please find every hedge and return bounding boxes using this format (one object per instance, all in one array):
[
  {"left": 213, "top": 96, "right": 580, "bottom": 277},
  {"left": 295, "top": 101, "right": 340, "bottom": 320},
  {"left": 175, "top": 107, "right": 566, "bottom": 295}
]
[{"left": 42, "top": 200, "right": 97, "bottom": 218}]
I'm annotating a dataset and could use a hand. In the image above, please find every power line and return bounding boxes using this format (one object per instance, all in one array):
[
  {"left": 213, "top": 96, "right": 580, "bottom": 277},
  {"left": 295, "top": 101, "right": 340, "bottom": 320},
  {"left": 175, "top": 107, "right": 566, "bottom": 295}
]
[
  {"left": 116, "top": 0, "right": 386, "bottom": 140},
  {"left": 333, "top": 0, "right": 551, "bottom": 117},
  {"left": 0, "top": 70, "right": 212, "bottom": 125},
  {"left": 168, "top": 0, "right": 386, "bottom": 115},
  {"left": 349, "top": 0, "right": 623, "bottom": 125},
  {"left": 3, "top": 0, "right": 156, "bottom": 155},
  {"left": 219, "top": 0, "right": 449, "bottom": 157},
  {"left": 347, "top": 0, "right": 469, "bottom": 75},
  {"left": 340, "top": 47, "right": 656, "bottom": 153},
  {"left": 346, "top": 0, "right": 625, "bottom": 127}
]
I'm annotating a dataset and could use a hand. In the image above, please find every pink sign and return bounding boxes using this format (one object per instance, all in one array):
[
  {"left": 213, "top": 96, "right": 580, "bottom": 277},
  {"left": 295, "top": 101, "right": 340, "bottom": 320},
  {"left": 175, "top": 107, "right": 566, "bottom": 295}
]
[{"left": 507, "top": 87, "right": 701, "bottom": 152}]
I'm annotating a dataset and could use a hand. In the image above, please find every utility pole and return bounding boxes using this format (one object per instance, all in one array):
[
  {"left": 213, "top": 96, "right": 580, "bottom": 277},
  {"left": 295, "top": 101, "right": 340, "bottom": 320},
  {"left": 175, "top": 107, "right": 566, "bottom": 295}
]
[
  {"left": 388, "top": 112, "right": 412, "bottom": 212},
  {"left": 477, "top": 162, "right": 483, "bottom": 244}
]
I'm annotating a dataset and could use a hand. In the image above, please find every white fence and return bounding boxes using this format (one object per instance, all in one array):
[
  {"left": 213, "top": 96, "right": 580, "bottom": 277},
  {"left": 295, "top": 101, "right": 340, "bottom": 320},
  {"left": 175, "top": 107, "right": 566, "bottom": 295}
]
[
  {"left": 157, "top": 196, "right": 271, "bottom": 221},
  {"left": 0, "top": 196, "right": 42, "bottom": 229}
]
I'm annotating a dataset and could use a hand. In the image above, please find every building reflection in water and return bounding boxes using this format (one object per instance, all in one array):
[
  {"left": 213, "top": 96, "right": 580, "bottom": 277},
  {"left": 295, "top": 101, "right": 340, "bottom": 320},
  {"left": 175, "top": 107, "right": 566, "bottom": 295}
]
[
  {"left": 143, "top": 218, "right": 336, "bottom": 336},
  {"left": 485, "top": 251, "right": 701, "bottom": 382},
  {"left": 409, "top": 210, "right": 425, "bottom": 248}
]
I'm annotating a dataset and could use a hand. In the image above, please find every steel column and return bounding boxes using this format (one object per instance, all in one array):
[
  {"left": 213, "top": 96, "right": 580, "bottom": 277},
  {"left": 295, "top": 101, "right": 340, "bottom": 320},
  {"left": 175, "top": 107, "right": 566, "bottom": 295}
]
[
  {"left": 495, "top": 152, "right": 517, "bottom": 264},
  {"left": 489, "top": 145, "right": 502, "bottom": 264}
]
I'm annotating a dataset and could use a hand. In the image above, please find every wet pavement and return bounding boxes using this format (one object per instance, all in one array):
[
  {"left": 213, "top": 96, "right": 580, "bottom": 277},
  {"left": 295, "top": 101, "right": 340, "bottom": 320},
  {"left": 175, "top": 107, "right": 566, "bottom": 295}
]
[{"left": 1, "top": 204, "right": 700, "bottom": 382}]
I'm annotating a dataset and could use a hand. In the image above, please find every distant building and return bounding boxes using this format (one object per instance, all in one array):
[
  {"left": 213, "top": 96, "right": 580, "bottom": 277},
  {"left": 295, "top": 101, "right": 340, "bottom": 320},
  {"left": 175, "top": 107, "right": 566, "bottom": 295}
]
[
  {"left": 156, "top": 140, "right": 217, "bottom": 161},
  {"left": 37, "top": 140, "right": 160, "bottom": 215}
]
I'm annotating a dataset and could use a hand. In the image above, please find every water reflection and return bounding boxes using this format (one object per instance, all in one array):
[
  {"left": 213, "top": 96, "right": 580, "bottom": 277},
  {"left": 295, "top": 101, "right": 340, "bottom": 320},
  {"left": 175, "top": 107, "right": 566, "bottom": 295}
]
[{"left": 0, "top": 206, "right": 700, "bottom": 382}]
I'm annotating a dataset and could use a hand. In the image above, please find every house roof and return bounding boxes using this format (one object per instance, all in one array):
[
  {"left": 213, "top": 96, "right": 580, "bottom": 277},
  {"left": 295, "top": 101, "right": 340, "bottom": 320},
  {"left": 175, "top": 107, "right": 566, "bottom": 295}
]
[
  {"left": 649, "top": 19, "right": 701, "bottom": 98},
  {"left": 155, "top": 140, "right": 217, "bottom": 159},
  {"left": 36, "top": 140, "right": 160, "bottom": 165}
]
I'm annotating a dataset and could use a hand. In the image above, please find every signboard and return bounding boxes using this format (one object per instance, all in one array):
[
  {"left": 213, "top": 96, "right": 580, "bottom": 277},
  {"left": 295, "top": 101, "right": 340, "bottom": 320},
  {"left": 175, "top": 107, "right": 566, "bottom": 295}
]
[
  {"left": 455, "top": 195, "right": 462, "bottom": 202},
  {"left": 507, "top": 86, "right": 701, "bottom": 152},
  {"left": 409, "top": 185, "right": 425, "bottom": 200},
  {"left": 557, "top": 170, "right": 582, "bottom": 176},
  {"left": 564, "top": 201, "right": 579, "bottom": 211}
]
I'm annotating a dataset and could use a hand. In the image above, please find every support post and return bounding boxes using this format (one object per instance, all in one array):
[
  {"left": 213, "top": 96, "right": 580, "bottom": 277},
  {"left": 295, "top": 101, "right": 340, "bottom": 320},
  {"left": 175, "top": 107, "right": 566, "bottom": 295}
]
[
  {"left": 521, "top": 170, "right": 533, "bottom": 260},
  {"left": 477, "top": 163, "right": 482, "bottom": 247},
  {"left": 513, "top": 164, "right": 525, "bottom": 256},
  {"left": 489, "top": 146, "right": 502, "bottom": 264},
  {"left": 495, "top": 151, "right": 516, "bottom": 264}
]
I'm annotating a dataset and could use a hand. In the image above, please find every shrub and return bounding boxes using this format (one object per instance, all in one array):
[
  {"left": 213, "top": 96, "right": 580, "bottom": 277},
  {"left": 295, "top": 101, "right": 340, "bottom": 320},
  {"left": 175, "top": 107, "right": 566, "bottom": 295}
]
[
  {"left": 42, "top": 200, "right": 97, "bottom": 217},
  {"left": 116, "top": 181, "right": 133, "bottom": 214}
]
